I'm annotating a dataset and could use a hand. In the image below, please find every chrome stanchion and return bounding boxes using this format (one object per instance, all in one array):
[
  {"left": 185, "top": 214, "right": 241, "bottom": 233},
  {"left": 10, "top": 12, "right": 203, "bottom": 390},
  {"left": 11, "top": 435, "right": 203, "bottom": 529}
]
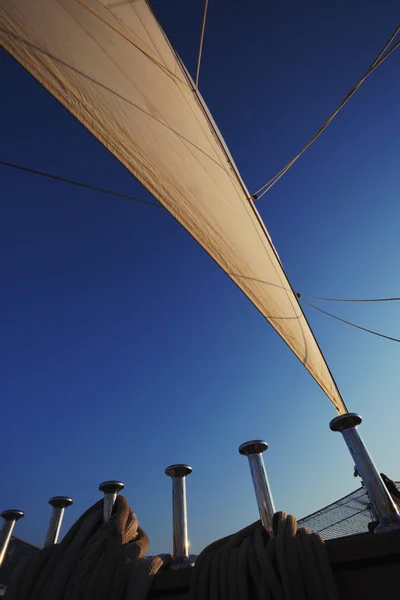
[
  {"left": 330, "top": 413, "right": 400, "bottom": 533},
  {"left": 44, "top": 496, "right": 73, "bottom": 546},
  {"left": 98, "top": 481, "right": 124, "bottom": 522},
  {"left": 165, "top": 464, "right": 194, "bottom": 569},
  {"left": 239, "top": 440, "right": 275, "bottom": 535},
  {"left": 0, "top": 510, "right": 24, "bottom": 567}
]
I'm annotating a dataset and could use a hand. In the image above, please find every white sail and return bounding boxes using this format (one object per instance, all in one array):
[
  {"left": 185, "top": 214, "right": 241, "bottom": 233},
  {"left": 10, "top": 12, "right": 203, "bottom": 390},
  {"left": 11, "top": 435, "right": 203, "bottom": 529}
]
[{"left": 0, "top": 0, "right": 347, "bottom": 414}]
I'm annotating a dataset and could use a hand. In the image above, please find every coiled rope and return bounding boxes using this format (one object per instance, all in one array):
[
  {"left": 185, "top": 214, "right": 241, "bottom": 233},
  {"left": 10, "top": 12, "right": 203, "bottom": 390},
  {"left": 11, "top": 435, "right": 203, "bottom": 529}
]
[
  {"left": 5, "top": 500, "right": 341, "bottom": 600},
  {"left": 4, "top": 496, "right": 170, "bottom": 600},
  {"left": 191, "top": 512, "right": 341, "bottom": 600}
]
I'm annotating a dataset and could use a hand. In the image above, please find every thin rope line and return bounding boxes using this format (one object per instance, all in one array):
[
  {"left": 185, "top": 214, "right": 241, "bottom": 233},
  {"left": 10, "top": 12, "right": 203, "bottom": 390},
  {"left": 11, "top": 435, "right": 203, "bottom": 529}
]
[
  {"left": 252, "top": 25, "right": 400, "bottom": 200},
  {"left": 302, "top": 299, "right": 400, "bottom": 343},
  {"left": 195, "top": 0, "right": 209, "bottom": 89},
  {"left": 253, "top": 30, "right": 400, "bottom": 199},
  {"left": 296, "top": 292, "right": 400, "bottom": 303},
  {"left": 0, "top": 160, "right": 162, "bottom": 208},
  {"left": 6, "top": 163, "right": 400, "bottom": 308},
  {"left": 254, "top": 36, "right": 400, "bottom": 199},
  {"left": 74, "top": 0, "right": 191, "bottom": 88}
]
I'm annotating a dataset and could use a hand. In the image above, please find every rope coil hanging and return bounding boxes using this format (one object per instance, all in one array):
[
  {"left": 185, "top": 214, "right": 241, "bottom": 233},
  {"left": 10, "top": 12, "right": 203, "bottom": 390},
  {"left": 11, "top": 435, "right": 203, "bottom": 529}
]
[
  {"left": 4, "top": 496, "right": 170, "bottom": 600},
  {"left": 191, "top": 512, "right": 341, "bottom": 600},
  {"left": 4, "top": 496, "right": 341, "bottom": 600}
]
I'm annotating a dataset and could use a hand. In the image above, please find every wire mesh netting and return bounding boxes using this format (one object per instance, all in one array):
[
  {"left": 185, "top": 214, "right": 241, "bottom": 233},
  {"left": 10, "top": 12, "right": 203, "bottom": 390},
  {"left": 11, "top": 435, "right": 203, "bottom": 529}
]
[{"left": 297, "top": 482, "right": 400, "bottom": 540}]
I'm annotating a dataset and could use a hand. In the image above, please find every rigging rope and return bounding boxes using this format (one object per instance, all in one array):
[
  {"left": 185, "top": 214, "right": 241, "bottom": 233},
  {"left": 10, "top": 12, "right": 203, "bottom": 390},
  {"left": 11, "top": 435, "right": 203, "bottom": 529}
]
[
  {"left": 195, "top": 0, "right": 209, "bottom": 89},
  {"left": 191, "top": 512, "right": 341, "bottom": 600},
  {"left": 0, "top": 160, "right": 162, "bottom": 208},
  {"left": 302, "top": 299, "right": 400, "bottom": 343},
  {"left": 252, "top": 25, "right": 400, "bottom": 200},
  {"left": 3, "top": 160, "right": 400, "bottom": 320},
  {"left": 296, "top": 292, "right": 400, "bottom": 303}
]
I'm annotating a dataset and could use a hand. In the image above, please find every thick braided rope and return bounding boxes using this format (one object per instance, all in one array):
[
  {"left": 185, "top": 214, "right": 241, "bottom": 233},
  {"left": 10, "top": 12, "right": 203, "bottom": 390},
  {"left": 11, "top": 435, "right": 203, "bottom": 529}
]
[
  {"left": 191, "top": 512, "right": 341, "bottom": 600},
  {"left": 5, "top": 496, "right": 169, "bottom": 600}
]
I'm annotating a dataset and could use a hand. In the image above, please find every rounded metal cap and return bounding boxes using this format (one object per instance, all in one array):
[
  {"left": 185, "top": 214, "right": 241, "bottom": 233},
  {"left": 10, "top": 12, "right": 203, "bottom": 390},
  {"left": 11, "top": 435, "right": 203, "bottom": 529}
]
[
  {"left": 239, "top": 440, "right": 268, "bottom": 456},
  {"left": 374, "top": 513, "right": 400, "bottom": 534},
  {"left": 330, "top": 413, "right": 362, "bottom": 432},
  {"left": 1, "top": 510, "right": 24, "bottom": 522},
  {"left": 171, "top": 555, "right": 195, "bottom": 570},
  {"left": 165, "top": 464, "right": 192, "bottom": 478},
  {"left": 98, "top": 481, "right": 125, "bottom": 494},
  {"left": 49, "top": 496, "right": 73, "bottom": 509}
]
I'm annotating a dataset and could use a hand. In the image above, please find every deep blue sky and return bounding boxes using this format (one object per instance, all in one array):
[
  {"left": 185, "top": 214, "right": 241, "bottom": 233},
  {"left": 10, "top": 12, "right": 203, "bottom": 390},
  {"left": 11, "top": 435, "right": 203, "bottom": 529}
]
[{"left": 1, "top": 0, "right": 399, "bottom": 554}]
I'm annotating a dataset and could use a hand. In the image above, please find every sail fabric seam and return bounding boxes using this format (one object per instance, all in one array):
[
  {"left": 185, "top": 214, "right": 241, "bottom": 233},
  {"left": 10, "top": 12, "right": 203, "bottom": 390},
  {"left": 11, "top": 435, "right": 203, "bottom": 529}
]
[
  {"left": 97, "top": 0, "right": 233, "bottom": 174},
  {"left": 253, "top": 25, "right": 400, "bottom": 199},
  {"left": 103, "top": 0, "right": 161, "bottom": 61},
  {"left": 128, "top": 0, "right": 165, "bottom": 63},
  {"left": 153, "top": 17, "right": 260, "bottom": 208},
  {"left": 167, "top": 58, "right": 227, "bottom": 168},
  {"left": 161, "top": 31, "right": 256, "bottom": 202},
  {"left": 75, "top": 0, "right": 191, "bottom": 88}
]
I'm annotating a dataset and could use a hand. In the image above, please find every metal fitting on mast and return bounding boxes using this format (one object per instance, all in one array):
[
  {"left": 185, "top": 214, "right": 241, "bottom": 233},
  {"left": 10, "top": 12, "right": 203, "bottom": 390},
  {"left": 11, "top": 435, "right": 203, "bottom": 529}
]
[
  {"left": 239, "top": 440, "right": 275, "bottom": 535},
  {"left": 98, "top": 481, "right": 125, "bottom": 522},
  {"left": 330, "top": 413, "right": 400, "bottom": 533},
  {"left": 165, "top": 464, "right": 194, "bottom": 569},
  {"left": 0, "top": 510, "right": 24, "bottom": 567},
  {"left": 44, "top": 496, "right": 73, "bottom": 546}
]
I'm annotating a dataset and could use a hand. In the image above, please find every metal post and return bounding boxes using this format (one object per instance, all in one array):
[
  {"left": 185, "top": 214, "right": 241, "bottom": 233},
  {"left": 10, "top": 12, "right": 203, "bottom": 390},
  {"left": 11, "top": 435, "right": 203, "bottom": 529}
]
[
  {"left": 44, "top": 497, "right": 73, "bottom": 546},
  {"left": 98, "top": 481, "right": 124, "bottom": 522},
  {"left": 165, "top": 464, "right": 194, "bottom": 569},
  {"left": 330, "top": 413, "right": 400, "bottom": 533},
  {"left": 239, "top": 440, "right": 275, "bottom": 535},
  {"left": 0, "top": 510, "right": 24, "bottom": 568}
]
